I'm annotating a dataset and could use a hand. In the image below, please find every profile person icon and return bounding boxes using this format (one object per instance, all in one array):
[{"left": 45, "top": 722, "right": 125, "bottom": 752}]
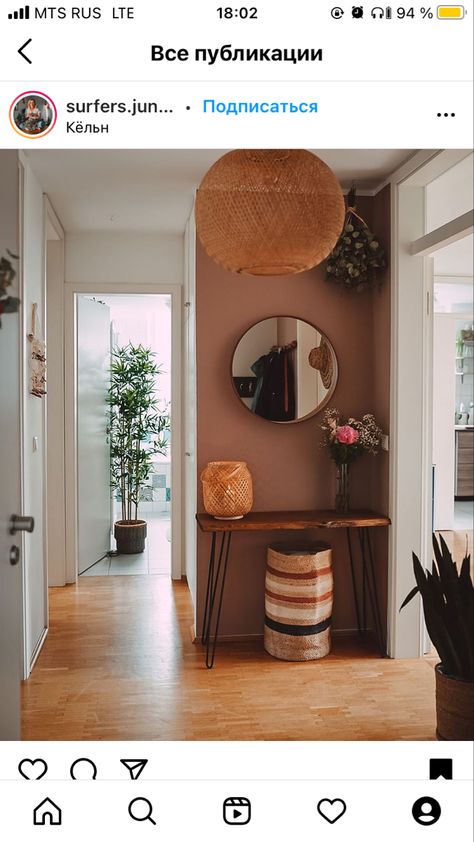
[{"left": 412, "top": 796, "right": 441, "bottom": 826}]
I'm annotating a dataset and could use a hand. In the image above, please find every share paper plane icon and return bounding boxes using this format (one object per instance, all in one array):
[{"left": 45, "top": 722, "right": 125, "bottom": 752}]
[{"left": 120, "top": 759, "right": 148, "bottom": 780}]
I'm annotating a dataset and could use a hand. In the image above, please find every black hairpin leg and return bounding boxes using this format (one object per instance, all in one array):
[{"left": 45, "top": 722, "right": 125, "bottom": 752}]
[
  {"left": 201, "top": 532, "right": 216, "bottom": 648},
  {"left": 347, "top": 527, "right": 386, "bottom": 656},
  {"left": 201, "top": 531, "right": 233, "bottom": 669},
  {"left": 362, "top": 538, "right": 367, "bottom": 633},
  {"left": 363, "top": 527, "right": 386, "bottom": 656},
  {"left": 357, "top": 527, "right": 386, "bottom": 657},
  {"left": 346, "top": 528, "right": 363, "bottom": 635}
]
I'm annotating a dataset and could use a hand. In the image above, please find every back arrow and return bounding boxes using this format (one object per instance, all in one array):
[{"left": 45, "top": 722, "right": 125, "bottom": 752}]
[{"left": 18, "top": 39, "right": 32, "bottom": 64}]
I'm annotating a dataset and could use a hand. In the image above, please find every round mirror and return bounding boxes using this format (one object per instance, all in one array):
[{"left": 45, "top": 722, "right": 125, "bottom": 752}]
[{"left": 231, "top": 316, "right": 338, "bottom": 423}]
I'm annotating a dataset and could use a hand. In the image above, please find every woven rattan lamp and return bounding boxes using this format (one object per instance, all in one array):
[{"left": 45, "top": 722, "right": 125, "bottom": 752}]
[
  {"left": 195, "top": 149, "right": 345, "bottom": 276},
  {"left": 201, "top": 461, "right": 253, "bottom": 519}
]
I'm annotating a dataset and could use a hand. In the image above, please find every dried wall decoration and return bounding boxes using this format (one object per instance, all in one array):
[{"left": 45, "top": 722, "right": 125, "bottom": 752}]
[
  {"left": 28, "top": 303, "right": 46, "bottom": 398},
  {"left": 326, "top": 187, "right": 386, "bottom": 291},
  {"left": 0, "top": 250, "right": 20, "bottom": 327},
  {"left": 195, "top": 149, "right": 345, "bottom": 276}
]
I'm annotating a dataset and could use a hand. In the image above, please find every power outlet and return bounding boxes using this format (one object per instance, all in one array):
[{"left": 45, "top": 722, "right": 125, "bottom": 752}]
[{"left": 381, "top": 434, "right": 389, "bottom": 451}]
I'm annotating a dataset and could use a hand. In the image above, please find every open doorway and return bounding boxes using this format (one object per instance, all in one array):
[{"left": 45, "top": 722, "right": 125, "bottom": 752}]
[
  {"left": 432, "top": 259, "right": 473, "bottom": 534},
  {"left": 75, "top": 293, "right": 172, "bottom": 578},
  {"left": 426, "top": 155, "right": 473, "bottom": 566},
  {"left": 388, "top": 149, "right": 473, "bottom": 658}
]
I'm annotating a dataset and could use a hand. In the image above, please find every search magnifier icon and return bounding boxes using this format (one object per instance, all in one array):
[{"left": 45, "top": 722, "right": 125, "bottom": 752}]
[{"left": 128, "top": 797, "right": 156, "bottom": 825}]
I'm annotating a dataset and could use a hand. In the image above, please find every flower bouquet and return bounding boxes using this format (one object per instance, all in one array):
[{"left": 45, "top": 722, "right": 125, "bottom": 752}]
[{"left": 320, "top": 408, "right": 383, "bottom": 512}]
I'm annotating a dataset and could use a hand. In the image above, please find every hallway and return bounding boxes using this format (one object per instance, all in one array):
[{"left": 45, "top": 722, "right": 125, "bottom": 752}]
[
  {"left": 22, "top": 576, "right": 438, "bottom": 741},
  {"left": 80, "top": 513, "right": 171, "bottom": 576}
]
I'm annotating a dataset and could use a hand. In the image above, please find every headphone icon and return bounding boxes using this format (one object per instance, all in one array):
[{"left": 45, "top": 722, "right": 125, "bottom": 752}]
[{"left": 371, "top": 6, "right": 385, "bottom": 15}]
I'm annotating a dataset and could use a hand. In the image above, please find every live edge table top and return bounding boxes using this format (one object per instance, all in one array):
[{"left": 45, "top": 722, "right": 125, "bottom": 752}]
[{"left": 196, "top": 509, "right": 391, "bottom": 532}]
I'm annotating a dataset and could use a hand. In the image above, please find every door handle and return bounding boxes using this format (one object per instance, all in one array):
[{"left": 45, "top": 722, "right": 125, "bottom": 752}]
[{"left": 9, "top": 515, "right": 35, "bottom": 535}]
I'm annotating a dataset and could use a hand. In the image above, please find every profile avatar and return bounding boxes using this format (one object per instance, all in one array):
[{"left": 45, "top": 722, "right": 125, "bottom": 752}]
[{"left": 10, "top": 91, "right": 57, "bottom": 139}]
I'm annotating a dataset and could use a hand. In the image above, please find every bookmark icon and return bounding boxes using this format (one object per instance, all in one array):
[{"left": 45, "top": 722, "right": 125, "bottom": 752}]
[{"left": 120, "top": 759, "right": 148, "bottom": 780}]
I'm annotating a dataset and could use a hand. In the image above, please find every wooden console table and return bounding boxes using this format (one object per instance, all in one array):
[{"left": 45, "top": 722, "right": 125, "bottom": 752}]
[{"left": 196, "top": 510, "right": 391, "bottom": 668}]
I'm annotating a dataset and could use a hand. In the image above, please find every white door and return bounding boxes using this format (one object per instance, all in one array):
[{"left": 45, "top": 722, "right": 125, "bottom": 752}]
[
  {"left": 0, "top": 313, "right": 23, "bottom": 739},
  {"left": 0, "top": 153, "right": 23, "bottom": 739},
  {"left": 77, "top": 296, "right": 111, "bottom": 574},
  {"left": 184, "top": 219, "right": 197, "bottom": 610}
]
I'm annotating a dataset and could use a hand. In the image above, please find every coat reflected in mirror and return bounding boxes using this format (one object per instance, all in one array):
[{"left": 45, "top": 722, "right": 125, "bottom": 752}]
[{"left": 232, "top": 317, "right": 338, "bottom": 423}]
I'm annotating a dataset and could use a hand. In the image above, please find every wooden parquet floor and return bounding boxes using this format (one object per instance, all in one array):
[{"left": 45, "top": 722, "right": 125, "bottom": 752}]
[{"left": 22, "top": 576, "right": 437, "bottom": 741}]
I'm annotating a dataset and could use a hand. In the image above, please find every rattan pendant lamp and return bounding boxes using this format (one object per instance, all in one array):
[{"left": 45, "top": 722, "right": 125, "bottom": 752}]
[{"left": 195, "top": 149, "right": 345, "bottom": 276}]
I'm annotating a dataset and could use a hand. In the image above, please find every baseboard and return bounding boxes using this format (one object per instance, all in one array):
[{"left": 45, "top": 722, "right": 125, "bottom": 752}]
[
  {"left": 191, "top": 627, "right": 374, "bottom": 644},
  {"left": 27, "top": 626, "right": 48, "bottom": 677},
  {"left": 332, "top": 627, "right": 373, "bottom": 637}
]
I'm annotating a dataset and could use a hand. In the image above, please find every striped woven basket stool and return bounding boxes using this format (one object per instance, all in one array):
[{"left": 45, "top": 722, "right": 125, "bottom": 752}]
[{"left": 264, "top": 542, "right": 333, "bottom": 661}]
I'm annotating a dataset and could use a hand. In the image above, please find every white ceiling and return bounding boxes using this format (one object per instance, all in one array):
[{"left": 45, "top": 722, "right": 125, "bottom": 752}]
[{"left": 25, "top": 148, "right": 415, "bottom": 235}]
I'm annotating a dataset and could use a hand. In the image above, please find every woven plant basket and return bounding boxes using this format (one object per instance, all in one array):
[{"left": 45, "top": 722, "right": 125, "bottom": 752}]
[
  {"left": 195, "top": 150, "right": 345, "bottom": 276},
  {"left": 201, "top": 461, "right": 253, "bottom": 520},
  {"left": 114, "top": 520, "right": 147, "bottom": 554},
  {"left": 435, "top": 664, "right": 474, "bottom": 740}
]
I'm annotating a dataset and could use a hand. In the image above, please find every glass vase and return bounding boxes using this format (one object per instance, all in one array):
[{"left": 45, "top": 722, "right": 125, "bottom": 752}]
[{"left": 335, "top": 462, "right": 350, "bottom": 513}]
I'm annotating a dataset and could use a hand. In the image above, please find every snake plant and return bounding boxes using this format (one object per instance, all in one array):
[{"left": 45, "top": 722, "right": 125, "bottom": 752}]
[{"left": 400, "top": 534, "right": 473, "bottom": 682}]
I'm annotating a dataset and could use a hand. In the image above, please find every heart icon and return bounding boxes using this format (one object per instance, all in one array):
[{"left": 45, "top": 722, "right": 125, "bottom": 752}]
[
  {"left": 317, "top": 798, "right": 347, "bottom": 824},
  {"left": 18, "top": 758, "right": 48, "bottom": 780}
]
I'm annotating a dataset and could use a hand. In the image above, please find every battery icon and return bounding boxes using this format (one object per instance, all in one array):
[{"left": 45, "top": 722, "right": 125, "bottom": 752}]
[{"left": 437, "top": 5, "right": 465, "bottom": 17}]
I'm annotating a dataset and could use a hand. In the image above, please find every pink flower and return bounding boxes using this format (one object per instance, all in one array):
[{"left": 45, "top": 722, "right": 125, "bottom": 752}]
[{"left": 335, "top": 425, "right": 359, "bottom": 445}]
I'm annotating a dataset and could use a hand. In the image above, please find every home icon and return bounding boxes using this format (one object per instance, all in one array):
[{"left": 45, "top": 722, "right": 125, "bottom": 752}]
[{"left": 33, "top": 797, "right": 62, "bottom": 826}]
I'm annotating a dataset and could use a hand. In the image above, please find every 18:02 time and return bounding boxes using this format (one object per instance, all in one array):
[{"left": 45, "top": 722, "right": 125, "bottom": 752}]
[{"left": 217, "top": 7, "right": 258, "bottom": 18}]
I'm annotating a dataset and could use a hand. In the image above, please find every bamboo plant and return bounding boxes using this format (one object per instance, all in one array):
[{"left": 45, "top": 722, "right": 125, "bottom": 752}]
[
  {"left": 107, "top": 344, "right": 170, "bottom": 523},
  {"left": 400, "top": 534, "right": 473, "bottom": 682}
]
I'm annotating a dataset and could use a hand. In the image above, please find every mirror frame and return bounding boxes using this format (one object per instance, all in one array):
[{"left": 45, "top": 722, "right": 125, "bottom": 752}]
[{"left": 230, "top": 314, "right": 339, "bottom": 424}]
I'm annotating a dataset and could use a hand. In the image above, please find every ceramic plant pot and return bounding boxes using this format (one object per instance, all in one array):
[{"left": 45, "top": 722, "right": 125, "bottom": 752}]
[{"left": 114, "top": 519, "right": 147, "bottom": 554}]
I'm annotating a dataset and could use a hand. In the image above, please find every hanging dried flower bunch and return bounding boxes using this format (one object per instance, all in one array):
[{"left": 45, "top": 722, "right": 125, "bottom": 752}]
[{"left": 326, "top": 187, "right": 386, "bottom": 291}]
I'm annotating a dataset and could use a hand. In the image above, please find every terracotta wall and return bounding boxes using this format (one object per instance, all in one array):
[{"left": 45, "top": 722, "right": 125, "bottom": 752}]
[
  {"left": 196, "top": 193, "right": 391, "bottom": 637},
  {"left": 370, "top": 185, "right": 392, "bottom": 635}
]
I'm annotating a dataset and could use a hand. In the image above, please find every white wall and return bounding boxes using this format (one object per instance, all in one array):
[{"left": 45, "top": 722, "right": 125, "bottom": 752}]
[
  {"left": 426, "top": 153, "right": 473, "bottom": 232},
  {"left": 233, "top": 318, "right": 277, "bottom": 377},
  {"left": 66, "top": 232, "right": 184, "bottom": 286},
  {"left": 21, "top": 158, "right": 48, "bottom": 668},
  {"left": 46, "top": 232, "right": 66, "bottom": 586},
  {"left": 432, "top": 313, "right": 458, "bottom": 530},
  {"left": 296, "top": 322, "right": 326, "bottom": 418}
]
